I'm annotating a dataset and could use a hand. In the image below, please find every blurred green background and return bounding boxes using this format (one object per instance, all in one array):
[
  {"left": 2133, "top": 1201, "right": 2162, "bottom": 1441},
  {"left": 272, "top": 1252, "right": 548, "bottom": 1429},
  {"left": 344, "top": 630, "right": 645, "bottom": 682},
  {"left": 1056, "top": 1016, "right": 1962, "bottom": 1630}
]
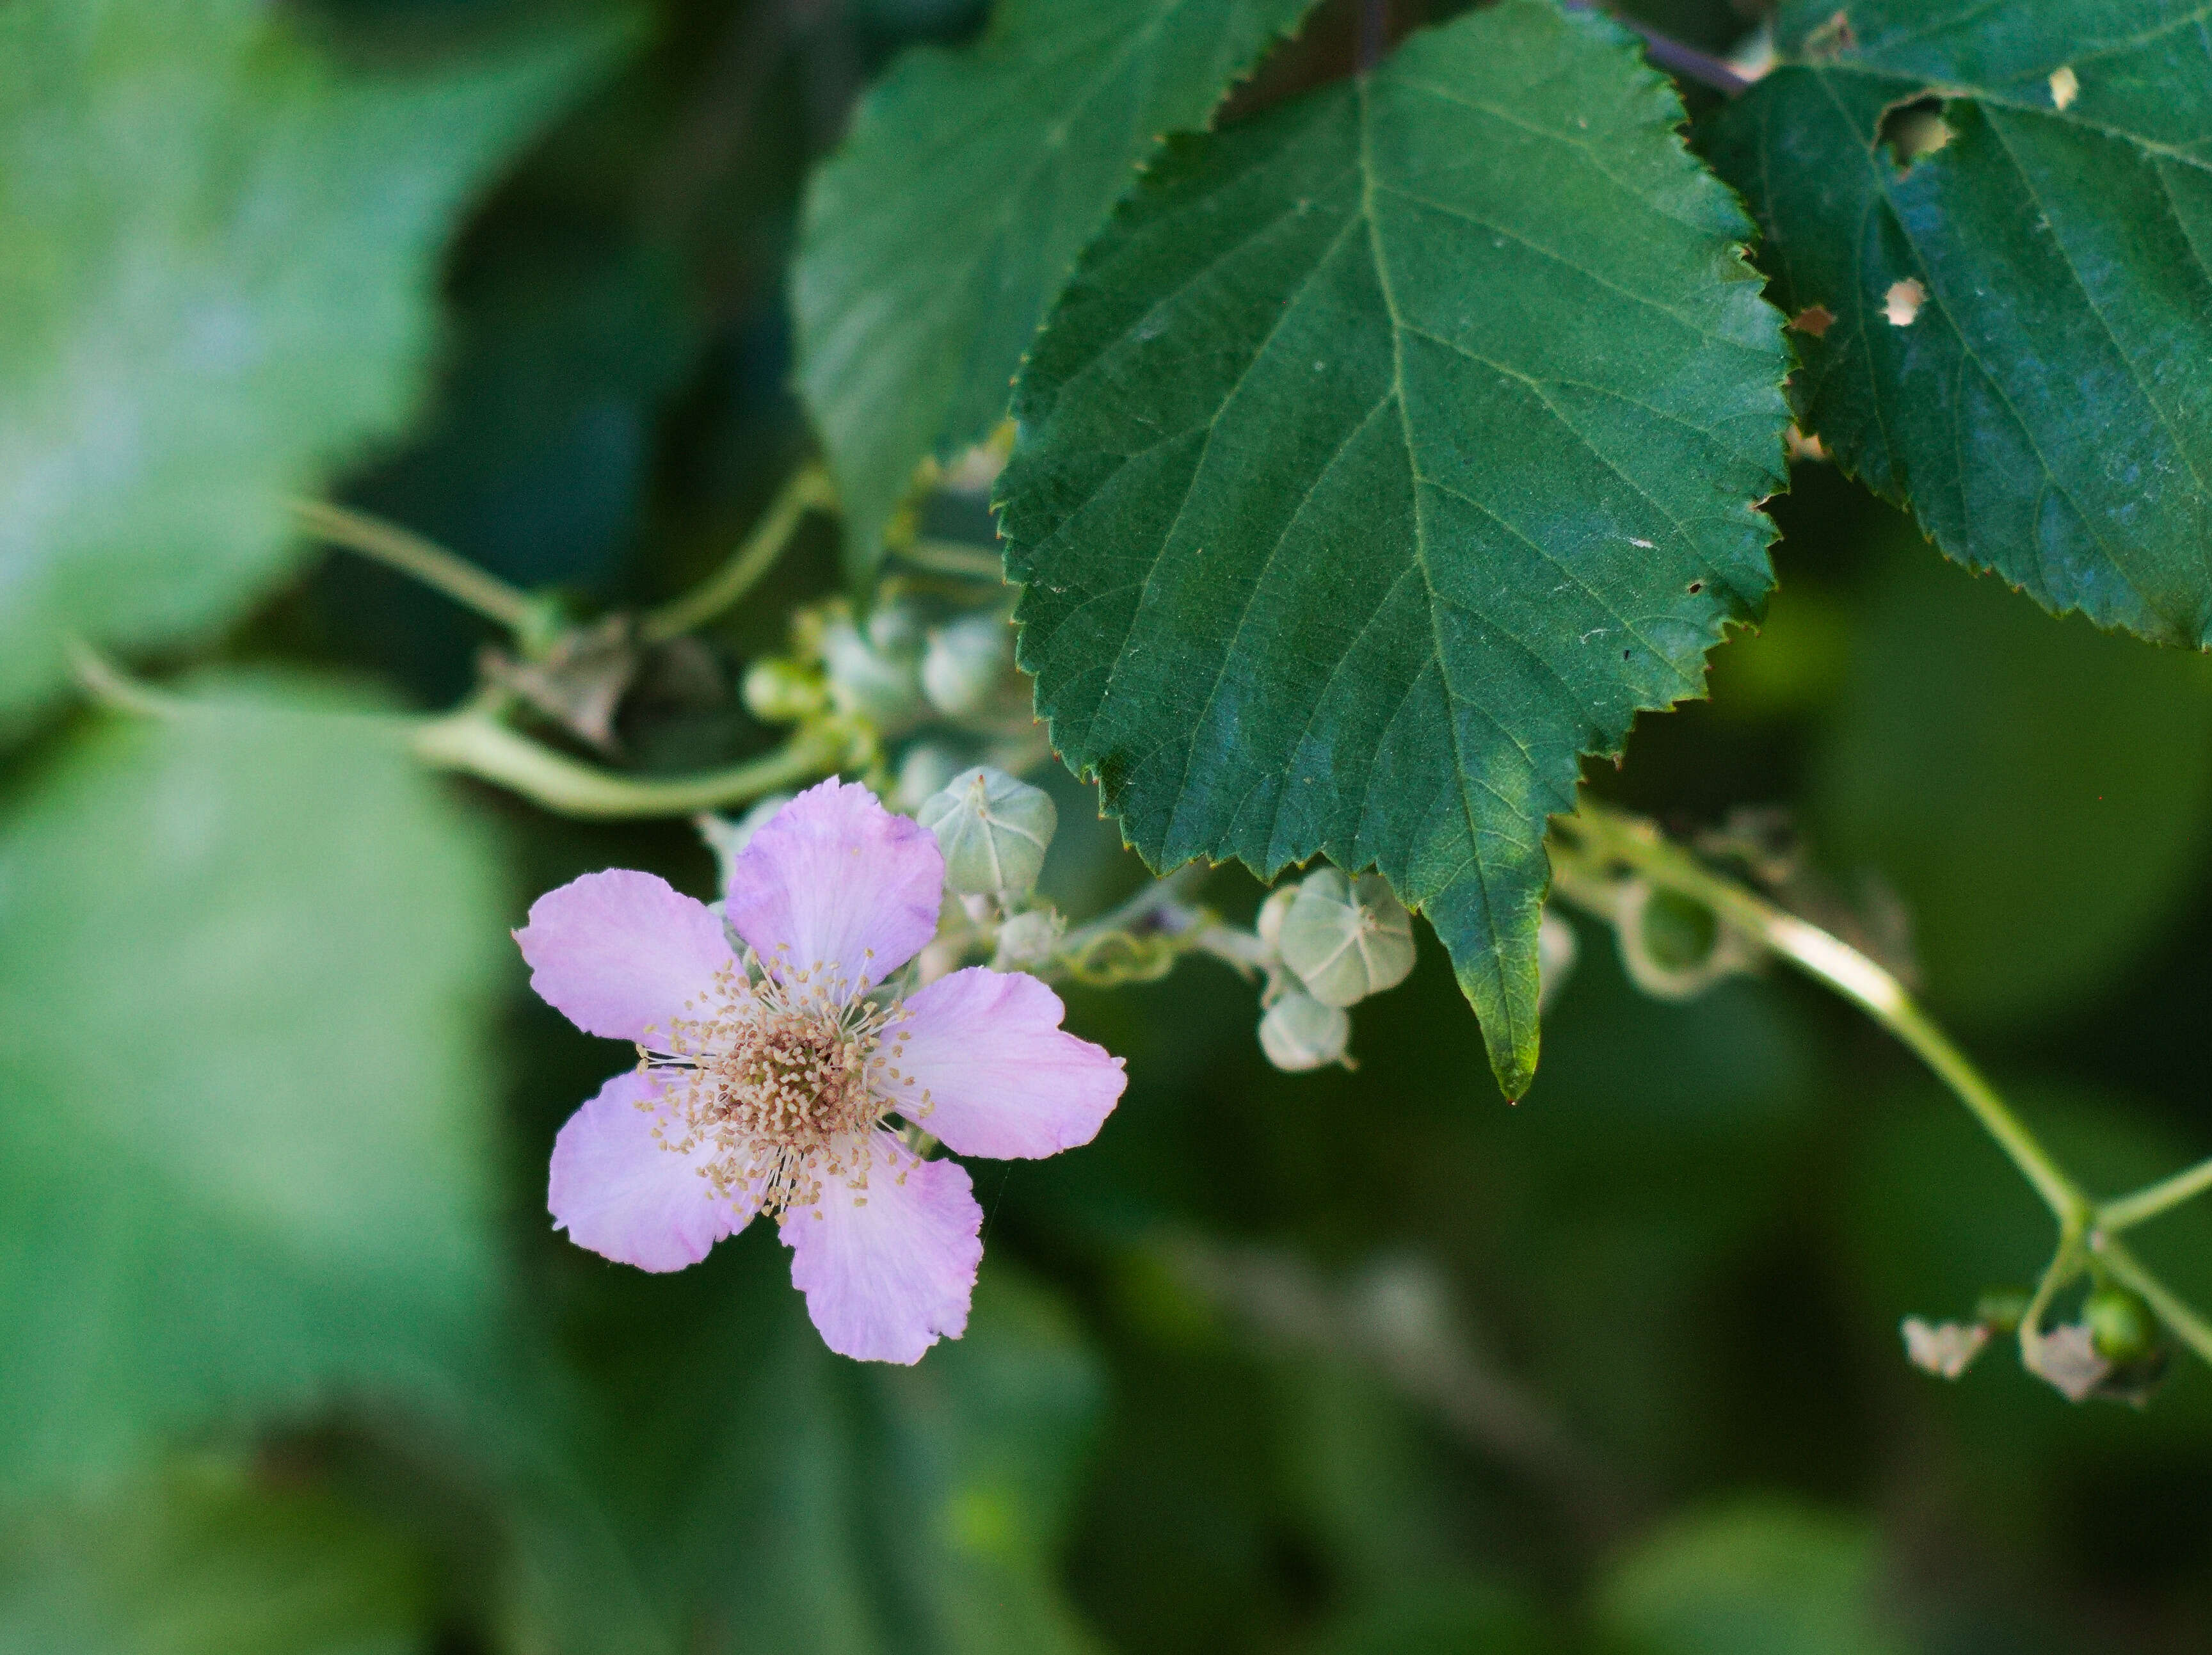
[{"left": 4, "top": 0, "right": 2211, "bottom": 1651}]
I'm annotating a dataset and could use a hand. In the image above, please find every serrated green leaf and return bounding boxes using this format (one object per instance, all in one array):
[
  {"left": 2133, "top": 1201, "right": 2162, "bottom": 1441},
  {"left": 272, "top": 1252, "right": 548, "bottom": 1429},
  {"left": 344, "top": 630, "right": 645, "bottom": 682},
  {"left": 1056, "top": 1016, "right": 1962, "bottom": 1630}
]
[
  {"left": 0, "top": 0, "right": 623, "bottom": 735},
  {"left": 0, "top": 683, "right": 509, "bottom": 1494},
  {"left": 1706, "top": 0, "right": 2212, "bottom": 645},
  {"left": 792, "top": 0, "right": 1318, "bottom": 586},
  {"left": 0, "top": 1459, "right": 433, "bottom": 1655},
  {"left": 996, "top": 0, "right": 1789, "bottom": 1096}
]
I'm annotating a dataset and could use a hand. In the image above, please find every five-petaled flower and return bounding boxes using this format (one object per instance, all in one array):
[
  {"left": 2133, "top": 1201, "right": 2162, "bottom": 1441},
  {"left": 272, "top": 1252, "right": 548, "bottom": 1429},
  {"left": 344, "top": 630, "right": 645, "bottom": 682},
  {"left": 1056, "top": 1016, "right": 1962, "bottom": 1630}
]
[{"left": 515, "top": 778, "right": 1125, "bottom": 1362}]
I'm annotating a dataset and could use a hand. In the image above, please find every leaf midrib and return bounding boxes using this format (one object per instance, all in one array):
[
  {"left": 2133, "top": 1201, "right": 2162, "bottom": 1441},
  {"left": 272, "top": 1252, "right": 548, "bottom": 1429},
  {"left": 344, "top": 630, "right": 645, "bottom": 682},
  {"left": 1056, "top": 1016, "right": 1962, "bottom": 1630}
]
[{"left": 1358, "top": 70, "right": 1525, "bottom": 1057}]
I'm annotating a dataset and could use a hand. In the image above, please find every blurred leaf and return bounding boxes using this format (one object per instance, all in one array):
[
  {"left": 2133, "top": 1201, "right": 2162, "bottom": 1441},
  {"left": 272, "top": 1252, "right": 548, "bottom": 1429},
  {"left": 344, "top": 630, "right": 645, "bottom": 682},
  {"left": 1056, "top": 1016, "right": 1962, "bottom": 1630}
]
[
  {"left": 1596, "top": 1499, "right": 1909, "bottom": 1655},
  {"left": 792, "top": 0, "right": 1318, "bottom": 583},
  {"left": 1311, "top": 1579, "right": 1551, "bottom": 1655},
  {"left": 1706, "top": 0, "right": 2212, "bottom": 644},
  {"left": 0, "top": 682, "right": 510, "bottom": 1494},
  {"left": 0, "top": 0, "right": 627, "bottom": 734},
  {"left": 561, "top": 1239, "right": 1105, "bottom": 1654},
  {"left": 1505, "top": 925, "right": 1822, "bottom": 1487},
  {"left": 997, "top": 0, "right": 1789, "bottom": 1097},
  {"left": 0, "top": 1458, "right": 432, "bottom": 1655},
  {"left": 1811, "top": 532, "right": 2212, "bottom": 1028}
]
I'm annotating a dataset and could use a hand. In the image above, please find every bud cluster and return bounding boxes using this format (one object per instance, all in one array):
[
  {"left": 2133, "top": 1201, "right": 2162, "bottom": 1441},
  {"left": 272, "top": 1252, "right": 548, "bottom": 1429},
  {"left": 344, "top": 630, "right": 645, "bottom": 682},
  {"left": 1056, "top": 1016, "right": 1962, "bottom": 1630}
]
[{"left": 1246, "top": 867, "right": 1418, "bottom": 1072}]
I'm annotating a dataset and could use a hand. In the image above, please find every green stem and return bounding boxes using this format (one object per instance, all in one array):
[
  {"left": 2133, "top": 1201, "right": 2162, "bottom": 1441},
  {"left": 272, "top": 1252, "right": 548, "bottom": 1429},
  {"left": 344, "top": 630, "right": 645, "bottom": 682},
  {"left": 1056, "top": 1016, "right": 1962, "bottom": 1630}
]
[
  {"left": 2093, "top": 1235, "right": 2212, "bottom": 1368},
  {"left": 292, "top": 499, "right": 538, "bottom": 633},
  {"left": 413, "top": 711, "right": 838, "bottom": 817},
  {"left": 2017, "top": 1222, "right": 2087, "bottom": 1367},
  {"left": 895, "top": 538, "right": 1008, "bottom": 581},
  {"left": 638, "top": 464, "right": 835, "bottom": 643},
  {"left": 2099, "top": 1155, "right": 2212, "bottom": 1234},
  {"left": 1057, "top": 865, "right": 1208, "bottom": 955},
  {"left": 1555, "top": 805, "right": 2090, "bottom": 1224},
  {"left": 68, "top": 638, "right": 186, "bottom": 718}
]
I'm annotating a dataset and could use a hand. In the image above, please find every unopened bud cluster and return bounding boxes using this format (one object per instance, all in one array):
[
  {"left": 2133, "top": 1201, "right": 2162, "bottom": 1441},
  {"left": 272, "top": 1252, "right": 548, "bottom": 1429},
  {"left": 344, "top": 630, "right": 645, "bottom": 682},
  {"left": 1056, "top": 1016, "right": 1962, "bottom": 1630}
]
[
  {"left": 1249, "top": 866, "right": 1418, "bottom": 1072},
  {"left": 739, "top": 588, "right": 1022, "bottom": 788}
]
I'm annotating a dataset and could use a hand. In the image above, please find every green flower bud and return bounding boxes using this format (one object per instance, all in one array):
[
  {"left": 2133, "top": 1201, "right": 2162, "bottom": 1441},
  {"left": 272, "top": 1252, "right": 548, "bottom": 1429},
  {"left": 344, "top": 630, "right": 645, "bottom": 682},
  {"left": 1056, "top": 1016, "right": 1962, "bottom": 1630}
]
[
  {"left": 1258, "top": 989, "right": 1351, "bottom": 1072},
  {"left": 894, "top": 742, "right": 965, "bottom": 812},
  {"left": 992, "top": 907, "right": 1066, "bottom": 971},
  {"left": 2085, "top": 1286, "right": 2160, "bottom": 1364},
  {"left": 922, "top": 613, "right": 1013, "bottom": 718},
  {"left": 1537, "top": 908, "right": 1578, "bottom": 1014},
  {"left": 742, "top": 657, "right": 824, "bottom": 723},
  {"left": 1278, "top": 868, "right": 1416, "bottom": 1007},
  {"left": 917, "top": 767, "right": 1057, "bottom": 900},
  {"left": 822, "top": 613, "right": 922, "bottom": 726},
  {"left": 1255, "top": 886, "right": 1297, "bottom": 955},
  {"left": 1972, "top": 1286, "right": 2034, "bottom": 1333},
  {"left": 867, "top": 602, "right": 922, "bottom": 656}
]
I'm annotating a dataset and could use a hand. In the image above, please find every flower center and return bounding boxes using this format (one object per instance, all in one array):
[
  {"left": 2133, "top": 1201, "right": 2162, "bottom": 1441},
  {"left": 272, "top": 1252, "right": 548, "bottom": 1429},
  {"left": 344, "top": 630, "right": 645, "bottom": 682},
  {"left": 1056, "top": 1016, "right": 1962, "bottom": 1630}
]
[{"left": 643, "top": 962, "right": 905, "bottom": 1215}]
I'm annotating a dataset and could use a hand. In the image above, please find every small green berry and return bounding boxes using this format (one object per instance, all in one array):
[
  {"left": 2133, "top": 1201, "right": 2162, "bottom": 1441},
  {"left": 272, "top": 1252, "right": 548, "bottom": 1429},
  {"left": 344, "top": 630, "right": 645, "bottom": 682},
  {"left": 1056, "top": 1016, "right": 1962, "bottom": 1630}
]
[{"left": 2085, "top": 1286, "right": 2159, "bottom": 1364}]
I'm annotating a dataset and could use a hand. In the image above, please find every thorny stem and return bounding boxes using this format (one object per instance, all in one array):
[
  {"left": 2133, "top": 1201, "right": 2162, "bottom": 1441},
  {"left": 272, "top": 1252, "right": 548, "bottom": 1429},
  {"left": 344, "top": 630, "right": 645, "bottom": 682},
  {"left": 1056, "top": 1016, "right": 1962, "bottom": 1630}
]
[
  {"left": 413, "top": 710, "right": 840, "bottom": 817},
  {"left": 1551, "top": 800, "right": 2212, "bottom": 1377},
  {"left": 1558, "top": 1, "right": 1750, "bottom": 97},
  {"left": 292, "top": 499, "right": 540, "bottom": 633},
  {"left": 639, "top": 464, "right": 836, "bottom": 643}
]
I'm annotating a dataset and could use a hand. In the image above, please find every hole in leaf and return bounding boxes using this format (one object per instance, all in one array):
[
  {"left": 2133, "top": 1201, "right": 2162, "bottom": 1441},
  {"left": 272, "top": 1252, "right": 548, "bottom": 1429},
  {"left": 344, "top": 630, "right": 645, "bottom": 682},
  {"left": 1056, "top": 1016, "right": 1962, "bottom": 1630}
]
[
  {"left": 1790, "top": 305, "right": 1835, "bottom": 337},
  {"left": 1687, "top": 581, "right": 1704, "bottom": 595},
  {"left": 1879, "top": 97, "right": 1952, "bottom": 168},
  {"left": 1786, "top": 426, "right": 1830, "bottom": 463},
  {"left": 1884, "top": 279, "right": 1926, "bottom": 327},
  {"left": 2050, "top": 65, "right": 2080, "bottom": 111}
]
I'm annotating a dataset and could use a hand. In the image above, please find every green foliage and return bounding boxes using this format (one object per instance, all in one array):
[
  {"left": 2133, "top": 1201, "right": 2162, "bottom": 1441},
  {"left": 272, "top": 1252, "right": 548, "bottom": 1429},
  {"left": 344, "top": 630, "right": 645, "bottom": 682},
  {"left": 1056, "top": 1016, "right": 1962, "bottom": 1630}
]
[
  {"left": 1706, "top": 0, "right": 2212, "bottom": 645},
  {"left": 1310, "top": 1580, "right": 1551, "bottom": 1655},
  {"left": 1596, "top": 1501, "right": 1907, "bottom": 1655},
  {"left": 0, "top": 1458, "right": 433, "bottom": 1655},
  {"left": 8, "top": 0, "right": 2212, "bottom": 1648},
  {"left": 0, "top": 682, "right": 509, "bottom": 1494},
  {"left": 997, "top": 0, "right": 1788, "bottom": 1095},
  {"left": 566, "top": 1246, "right": 1104, "bottom": 1654},
  {"left": 0, "top": 0, "right": 622, "bottom": 734},
  {"left": 1811, "top": 527, "right": 2212, "bottom": 1028},
  {"left": 792, "top": 0, "right": 1317, "bottom": 582}
]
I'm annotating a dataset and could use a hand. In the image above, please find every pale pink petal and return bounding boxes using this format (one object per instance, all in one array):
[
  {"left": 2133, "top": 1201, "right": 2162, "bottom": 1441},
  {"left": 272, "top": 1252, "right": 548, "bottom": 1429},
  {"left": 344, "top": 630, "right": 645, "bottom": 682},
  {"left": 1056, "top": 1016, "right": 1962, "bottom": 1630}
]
[
  {"left": 724, "top": 778, "right": 942, "bottom": 998},
  {"left": 881, "top": 967, "right": 1125, "bottom": 1158},
  {"left": 781, "top": 1133, "right": 981, "bottom": 1363},
  {"left": 515, "top": 869, "right": 735, "bottom": 1044},
  {"left": 549, "top": 1069, "right": 751, "bottom": 1272}
]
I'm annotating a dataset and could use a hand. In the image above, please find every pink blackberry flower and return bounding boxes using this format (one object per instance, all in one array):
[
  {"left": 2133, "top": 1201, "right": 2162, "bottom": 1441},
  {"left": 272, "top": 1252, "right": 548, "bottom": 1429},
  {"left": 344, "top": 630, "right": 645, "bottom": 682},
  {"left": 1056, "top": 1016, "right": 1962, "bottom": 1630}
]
[{"left": 515, "top": 778, "right": 1125, "bottom": 1363}]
